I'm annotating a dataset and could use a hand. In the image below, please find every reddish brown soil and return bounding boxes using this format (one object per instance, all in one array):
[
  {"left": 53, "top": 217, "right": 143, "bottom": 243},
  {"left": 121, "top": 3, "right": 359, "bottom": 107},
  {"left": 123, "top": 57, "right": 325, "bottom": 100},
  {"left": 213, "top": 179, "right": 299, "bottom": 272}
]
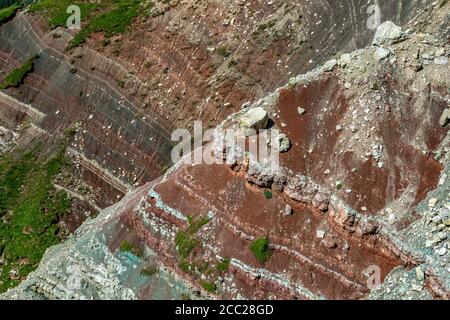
[
  {"left": 137, "top": 163, "right": 403, "bottom": 299},
  {"left": 275, "top": 75, "right": 447, "bottom": 214}
]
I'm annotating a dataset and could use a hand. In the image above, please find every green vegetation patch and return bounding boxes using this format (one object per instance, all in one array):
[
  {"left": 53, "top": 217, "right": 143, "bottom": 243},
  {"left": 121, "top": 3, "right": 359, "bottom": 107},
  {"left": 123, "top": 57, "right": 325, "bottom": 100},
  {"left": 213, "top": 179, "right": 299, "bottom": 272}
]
[
  {"left": 216, "top": 45, "right": 231, "bottom": 58},
  {"left": 29, "top": 0, "right": 142, "bottom": 48},
  {"left": 263, "top": 190, "right": 273, "bottom": 199},
  {"left": 119, "top": 240, "right": 143, "bottom": 258},
  {"left": 178, "top": 259, "right": 192, "bottom": 274},
  {"left": 29, "top": 0, "right": 101, "bottom": 28},
  {"left": 371, "top": 82, "right": 379, "bottom": 91},
  {"left": 252, "top": 19, "right": 277, "bottom": 38},
  {"left": 175, "top": 215, "right": 209, "bottom": 259},
  {"left": 139, "top": 264, "right": 158, "bottom": 277},
  {"left": 116, "top": 79, "right": 125, "bottom": 88},
  {"left": 249, "top": 237, "right": 271, "bottom": 264},
  {"left": 0, "top": 143, "right": 71, "bottom": 293},
  {"left": 181, "top": 293, "right": 191, "bottom": 300},
  {"left": 216, "top": 259, "right": 229, "bottom": 272},
  {"left": 69, "top": 0, "right": 142, "bottom": 48},
  {"left": 0, "top": 55, "right": 37, "bottom": 89},
  {"left": 174, "top": 216, "right": 233, "bottom": 294},
  {"left": 0, "top": 3, "right": 21, "bottom": 25},
  {"left": 200, "top": 280, "right": 217, "bottom": 293}
]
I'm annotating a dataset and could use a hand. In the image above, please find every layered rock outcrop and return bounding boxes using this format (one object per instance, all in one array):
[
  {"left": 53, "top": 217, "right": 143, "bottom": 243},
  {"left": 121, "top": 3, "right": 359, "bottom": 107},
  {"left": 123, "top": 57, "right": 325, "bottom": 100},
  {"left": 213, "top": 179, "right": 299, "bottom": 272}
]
[{"left": 0, "top": 0, "right": 437, "bottom": 207}]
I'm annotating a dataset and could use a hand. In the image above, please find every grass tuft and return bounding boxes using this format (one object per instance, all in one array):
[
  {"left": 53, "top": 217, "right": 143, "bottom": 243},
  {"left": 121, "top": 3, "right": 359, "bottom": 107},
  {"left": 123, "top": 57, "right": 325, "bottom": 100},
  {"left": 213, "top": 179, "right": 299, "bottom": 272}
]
[
  {"left": 119, "top": 240, "right": 144, "bottom": 258},
  {"left": 200, "top": 280, "right": 217, "bottom": 293},
  {"left": 0, "top": 4, "right": 21, "bottom": 25},
  {"left": 0, "top": 56, "right": 37, "bottom": 89},
  {"left": 175, "top": 216, "right": 209, "bottom": 259},
  {"left": 69, "top": 0, "right": 142, "bottom": 48},
  {"left": 28, "top": 0, "right": 142, "bottom": 49},
  {"left": 29, "top": 0, "right": 101, "bottom": 28},
  {"left": 216, "top": 259, "right": 230, "bottom": 272},
  {"left": 249, "top": 237, "right": 271, "bottom": 264},
  {"left": 263, "top": 190, "right": 273, "bottom": 199}
]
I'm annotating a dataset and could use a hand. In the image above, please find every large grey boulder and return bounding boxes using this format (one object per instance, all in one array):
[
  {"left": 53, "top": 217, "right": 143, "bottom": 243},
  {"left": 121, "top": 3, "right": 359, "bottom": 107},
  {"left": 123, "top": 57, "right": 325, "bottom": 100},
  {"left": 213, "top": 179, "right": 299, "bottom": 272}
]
[
  {"left": 323, "top": 59, "right": 338, "bottom": 72},
  {"left": 277, "top": 133, "right": 291, "bottom": 153},
  {"left": 239, "top": 107, "right": 269, "bottom": 132},
  {"left": 374, "top": 47, "right": 390, "bottom": 61},
  {"left": 339, "top": 53, "right": 352, "bottom": 66},
  {"left": 373, "top": 21, "right": 403, "bottom": 45}
]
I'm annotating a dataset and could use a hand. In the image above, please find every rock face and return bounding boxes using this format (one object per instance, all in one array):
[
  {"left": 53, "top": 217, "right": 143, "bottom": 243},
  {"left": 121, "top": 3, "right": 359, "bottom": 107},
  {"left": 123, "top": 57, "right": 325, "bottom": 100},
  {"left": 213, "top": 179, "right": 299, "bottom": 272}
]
[
  {"left": 0, "top": 13, "right": 173, "bottom": 208},
  {"left": 0, "top": 0, "right": 436, "bottom": 208},
  {"left": 1, "top": 0, "right": 449, "bottom": 300}
]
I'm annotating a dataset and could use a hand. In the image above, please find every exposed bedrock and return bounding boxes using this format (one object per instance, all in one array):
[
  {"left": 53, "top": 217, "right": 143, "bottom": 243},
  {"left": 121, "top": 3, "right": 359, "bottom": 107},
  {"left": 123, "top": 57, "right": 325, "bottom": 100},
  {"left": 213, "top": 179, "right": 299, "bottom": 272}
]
[
  {"left": 92, "top": 0, "right": 435, "bottom": 129},
  {"left": 0, "top": 0, "right": 437, "bottom": 208},
  {"left": 276, "top": 74, "right": 447, "bottom": 215},
  {"left": 4, "top": 14, "right": 449, "bottom": 298},
  {"left": 0, "top": 13, "right": 173, "bottom": 207}
]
